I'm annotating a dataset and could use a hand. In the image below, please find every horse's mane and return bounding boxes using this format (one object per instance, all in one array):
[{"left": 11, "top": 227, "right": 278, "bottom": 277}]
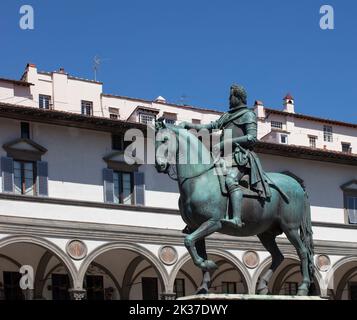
[{"left": 166, "top": 124, "right": 213, "bottom": 166}]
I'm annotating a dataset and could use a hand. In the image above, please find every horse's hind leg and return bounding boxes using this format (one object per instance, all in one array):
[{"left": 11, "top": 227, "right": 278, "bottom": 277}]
[
  {"left": 257, "top": 232, "right": 284, "bottom": 295},
  {"left": 283, "top": 227, "right": 310, "bottom": 296},
  {"left": 195, "top": 239, "right": 212, "bottom": 294}
]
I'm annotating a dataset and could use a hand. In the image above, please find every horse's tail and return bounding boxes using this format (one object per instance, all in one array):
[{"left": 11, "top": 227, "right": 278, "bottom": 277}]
[{"left": 300, "top": 193, "right": 315, "bottom": 293}]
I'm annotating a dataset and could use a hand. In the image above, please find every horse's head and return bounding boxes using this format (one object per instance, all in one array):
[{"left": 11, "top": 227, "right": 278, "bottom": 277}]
[{"left": 154, "top": 117, "right": 176, "bottom": 174}]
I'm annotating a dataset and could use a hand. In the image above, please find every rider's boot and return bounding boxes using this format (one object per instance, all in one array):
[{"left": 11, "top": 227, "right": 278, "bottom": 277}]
[{"left": 223, "top": 186, "right": 245, "bottom": 228}]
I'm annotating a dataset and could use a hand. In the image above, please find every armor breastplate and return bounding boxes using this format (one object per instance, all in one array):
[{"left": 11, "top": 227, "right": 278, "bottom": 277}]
[{"left": 220, "top": 120, "right": 245, "bottom": 142}]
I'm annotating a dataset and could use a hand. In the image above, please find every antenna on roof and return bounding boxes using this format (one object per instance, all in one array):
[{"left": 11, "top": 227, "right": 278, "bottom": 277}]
[
  {"left": 93, "top": 55, "right": 110, "bottom": 81},
  {"left": 179, "top": 94, "right": 189, "bottom": 106}
]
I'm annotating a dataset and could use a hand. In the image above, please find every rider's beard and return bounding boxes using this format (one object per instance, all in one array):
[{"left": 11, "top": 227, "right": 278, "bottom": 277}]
[{"left": 229, "top": 96, "right": 243, "bottom": 110}]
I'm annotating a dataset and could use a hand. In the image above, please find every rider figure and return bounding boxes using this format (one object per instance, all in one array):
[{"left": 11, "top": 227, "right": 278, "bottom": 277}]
[{"left": 181, "top": 84, "right": 271, "bottom": 228}]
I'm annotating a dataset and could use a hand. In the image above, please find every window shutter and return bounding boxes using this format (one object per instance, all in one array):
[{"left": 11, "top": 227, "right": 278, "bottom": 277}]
[
  {"left": 103, "top": 168, "right": 114, "bottom": 203},
  {"left": 134, "top": 171, "right": 145, "bottom": 206},
  {"left": 1, "top": 157, "right": 14, "bottom": 193},
  {"left": 37, "top": 161, "right": 48, "bottom": 196}
]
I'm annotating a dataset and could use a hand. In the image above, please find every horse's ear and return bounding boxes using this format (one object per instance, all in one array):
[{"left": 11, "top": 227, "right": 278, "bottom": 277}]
[{"left": 155, "top": 117, "right": 166, "bottom": 130}]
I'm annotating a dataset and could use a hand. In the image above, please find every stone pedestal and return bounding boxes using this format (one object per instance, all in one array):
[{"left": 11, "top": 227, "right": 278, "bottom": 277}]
[
  {"left": 160, "top": 293, "right": 177, "bottom": 300},
  {"left": 177, "top": 293, "right": 328, "bottom": 300},
  {"left": 68, "top": 289, "right": 87, "bottom": 300}
]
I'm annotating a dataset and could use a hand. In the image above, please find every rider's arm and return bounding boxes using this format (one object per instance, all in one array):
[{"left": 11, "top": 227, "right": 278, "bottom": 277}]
[
  {"left": 216, "top": 122, "right": 257, "bottom": 152},
  {"left": 181, "top": 119, "right": 220, "bottom": 132}
]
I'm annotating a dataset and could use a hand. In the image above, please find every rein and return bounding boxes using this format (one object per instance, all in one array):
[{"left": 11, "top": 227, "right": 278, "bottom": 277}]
[{"left": 166, "top": 163, "right": 215, "bottom": 183}]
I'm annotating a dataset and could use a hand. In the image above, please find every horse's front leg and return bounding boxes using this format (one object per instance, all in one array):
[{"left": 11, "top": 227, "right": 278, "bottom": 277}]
[{"left": 184, "top": 219, "right": 222, "bottom": 272}]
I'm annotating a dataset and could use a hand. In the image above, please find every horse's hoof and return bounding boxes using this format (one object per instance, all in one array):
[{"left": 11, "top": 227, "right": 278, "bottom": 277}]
[
  {"left": 196, "top": 286, "right": 209, "bottom": 295},
  {"left": 297, "top": 284, "right": 309, "bottom": 296},
  {"left": 257, "top": 287, "right": 269, "bottom": 295},
  {"left": 297, "top": 289, "right": 309, "bottom": 296}
]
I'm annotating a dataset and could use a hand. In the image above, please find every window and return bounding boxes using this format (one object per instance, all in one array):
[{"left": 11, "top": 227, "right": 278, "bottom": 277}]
[
  {"left": 192, "top": 119, "right": 201, "bottom": 124},
  {"left": 280, "top": 282, "right": 298, "bottom": 295},
  {"left": 142, "top": 277, "right": 158, "bottom": 300},
  {"left": 174, "top": 279, "right": 185, "bottom": 298},
  {"left": 271, "top": 121, "right": 283, "bottom": 130},
  {"left": 346, "top": 194, "right": 357, "bottom": 224},
  {"left": 309, "top": 136, "right": 317, "bottom": 148},
  {"left": 164, "top": 118, "right": 176, "bottom": 125},
  {"left": 349, "top": 283, "right": 357, "bottom": 300},
  {"left": 222, "top": 282, "right": 237, "bottom": 294},
  {"left": 85, "top": 275, "right": 104, "bottom": 300},
  {"left": 323, "top": 125, "right": 333, "bottom": 142},
  {"left": 39, "top": 94, "right": 51, "bottom": 109},
  {"left": 14, "top": 160, "right": 36, "bottom": 195},
  {"left": 20, "top": 122, "right": 30, "bottom": 139},
  {"left": 113, "top": 171, "right": 133, "bottom": 204},
  {"left": 109, "top": 107, "right": 119, "bottom": 119},
  {"left": 81, "top": 100, "right": 93, "bottom": 116},
  {"left": 52, "top": 274, "right": 70, "bottom": 300},
  {"left": 112, "top": 134, "right": 123, "bottom": 151},
  {"left": 342, "top": 142, "right": 352, "bottom": 154},
  {"left": 139, "top": 113, "right": 155, "bottom": 124},
  {"left": 3, "top": 271, "right": 24, "bottom": 300},
  {"left": 280, "top": 134, "right": 288, "bottom": 144}
]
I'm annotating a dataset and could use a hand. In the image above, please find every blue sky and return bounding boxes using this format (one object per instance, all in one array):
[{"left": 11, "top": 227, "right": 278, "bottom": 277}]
[{"left": 0, "top": 0, "right": 356, "bottom": 122}]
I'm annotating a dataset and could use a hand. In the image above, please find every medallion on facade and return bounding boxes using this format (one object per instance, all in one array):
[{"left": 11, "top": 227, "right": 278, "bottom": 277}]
[
  {"left": 315, "top": 254, "right": 331, "bottom": 272},
  {"left": 242, "top": 251, "right": 260, "bottom": 269},
  {"left": 158, "top": 246, "right": 178, "bottom": 265},
  {"left": 66, "top": 239, "right": 87, "bottom": 260}
]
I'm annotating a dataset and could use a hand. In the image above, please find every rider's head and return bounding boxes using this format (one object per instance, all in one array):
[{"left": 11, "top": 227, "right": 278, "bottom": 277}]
[{"left": 229, "top": 84, "right": 247, "bottom": 109}]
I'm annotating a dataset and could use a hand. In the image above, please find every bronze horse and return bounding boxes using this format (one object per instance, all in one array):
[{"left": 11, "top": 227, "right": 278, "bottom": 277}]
[{"left": 154, "top": 120, "right": 314, "bottom": 296}]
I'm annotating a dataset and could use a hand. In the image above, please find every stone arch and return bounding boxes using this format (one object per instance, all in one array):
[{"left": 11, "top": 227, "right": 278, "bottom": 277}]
[
  {"left": 0, "top": 235, "right": 78, "bottom": 289},
  {"left": 78, "top": 242, "right": 169, "bottom": 294},
  {"left": 252, "top": 254, "right": 322, "bottom": 294},
  {"left": 169, "top": 249, "right": 252, "bottom": 294},
  {"left": 327, "top": 256, "right": 357, "bottom": 300},
  {"left": 0, "top": 254, "right": 22, "bottom": 268}
]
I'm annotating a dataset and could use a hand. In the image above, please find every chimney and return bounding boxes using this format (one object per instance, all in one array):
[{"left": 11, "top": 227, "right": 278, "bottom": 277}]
[
  {"left": 254, "top": 100, "right": 265, "bottom": 119},
  {"left": 154, "top": 96, "right": 166, "bottom": 103},
  {"left": 59, "top": 67, "right": 65, "bottom": 74},
  {"left": 283, "top": 93, "right": 295, "bottom": 113},
  {"left": 21, "top": 63, "right": 37, "bottom": 82}
]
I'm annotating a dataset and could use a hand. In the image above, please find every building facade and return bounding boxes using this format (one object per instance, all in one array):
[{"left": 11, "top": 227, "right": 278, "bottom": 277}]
[{"left": 0, "top": 63, "right": 356, "bottom": 300}]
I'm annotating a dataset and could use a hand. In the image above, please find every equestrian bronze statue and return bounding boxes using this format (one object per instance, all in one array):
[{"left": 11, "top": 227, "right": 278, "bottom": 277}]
[{"left": 154, "top": 85, "right": 314, "bottom": 296}]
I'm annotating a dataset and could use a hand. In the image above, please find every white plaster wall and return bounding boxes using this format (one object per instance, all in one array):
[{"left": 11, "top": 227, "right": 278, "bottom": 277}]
[{"left": 259, "top": 153, "right": 356, "bottom": 224}]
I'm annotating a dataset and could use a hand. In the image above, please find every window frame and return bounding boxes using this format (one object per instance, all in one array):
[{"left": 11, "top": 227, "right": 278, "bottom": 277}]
[
  {"left": 81, "top": 100, "right": 93, "bottom": 116},
  {"left": 13, "top": 159, "right": 37, "bottom": 196},
  {"left": 308, "top": 135, "right": 317, "bottom": 148},
  {"left": 344, "top": 190, "right": 357, "bottom": 224},
  {"left": 174, "top": 278, "right": 185, "bottom": 298},
  {"left": 113, "top": 170, "right": 134, "bottom": 205},
  {"left": 280, "top": 282, "right": 298, "bottom": 295},
  {"left": 271, "top": 121, "right": 283, "bottom": 130},
  {"left": 280, "top": 134, "right": 288, "bottom": 144},
  {"left": 323, "top": 125, "right": 333, "bottom": 142},
  {"left": 20, "top": 122, "right": 30, "bottom": 139},
  {"left": 138, "top": 112, "right": 156, "bottom": 125},
  {"left": 39, "top": 94, "right": 52, "bottom": 109},
  {"left": 342, "top": 142, "right": 352, "bottom": 154},
  {"left": 221, "top": 281, "right": 237, "bottom": 294}
]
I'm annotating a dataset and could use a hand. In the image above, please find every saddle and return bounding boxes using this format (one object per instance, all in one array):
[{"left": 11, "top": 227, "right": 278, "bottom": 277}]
[
  {"left": 214, "top": 160, "right": 290, "bottom": 203},
  {"left": 214, "top": 164, "right": 259, "bottom": 198}
]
